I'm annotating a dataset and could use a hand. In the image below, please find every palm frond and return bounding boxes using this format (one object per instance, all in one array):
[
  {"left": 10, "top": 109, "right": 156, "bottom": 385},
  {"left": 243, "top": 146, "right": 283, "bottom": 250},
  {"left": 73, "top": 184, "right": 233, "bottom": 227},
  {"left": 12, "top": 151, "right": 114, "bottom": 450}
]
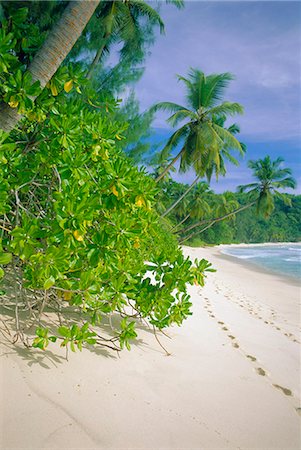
[
  {"left": 211, "top": 123, "right": 244, "bottom": 155},
  {"left": 271, "top": 176, "right": 297, "bottom": 189},
  {"left": 201, "top": 72, "right": 235, "bottom": 108},
  {"left": 273, "top": 191, "right": 293, "bottom": 206},
  {"left": 149, "top": 101, "right": 187, "bottom": 115},
  {"left": 227, "top": 122, "right": 241, "bottom": 135},
  {"left": 165, "top": 0, "right": 185, "bottom": 9},
  {"left": 130, "top": 1, "right": 165, "bottom": 34},
  {"left": 186, "top": 69, "right": 206, "bottom": 110},
  {"left": 167, "top": 109, "right": 197, "bottom": 127},
  {"left": 237, "top": 183, "right": 259, "bottom": 194},
  {"left": 220, "top": 149, "right": 240, "bottom": 167},
  {"left": 208, "top": 102, "right": 244, "bottom": 118},
  {"left": 257, "top": 191, "right": 274, "bottom": 218},
  {"left": 160, "top": 123, "right": 191, "bottom": 160}
]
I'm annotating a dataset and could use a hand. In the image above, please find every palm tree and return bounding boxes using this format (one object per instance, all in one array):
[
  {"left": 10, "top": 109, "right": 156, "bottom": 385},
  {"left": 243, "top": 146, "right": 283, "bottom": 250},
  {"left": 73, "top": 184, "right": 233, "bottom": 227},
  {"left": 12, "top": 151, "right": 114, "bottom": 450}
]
[
  {"left": 86, "top": 0, "right": 184, "bottom": 79},
  {"left": 161, "top": 118, "right": 246, "bottom": 217},
  {"left": 0, "top": 1, "right": 100, "bottom": 132},
  {"left": 151, "top": 69, "right": 244, "bottom": 183},
  {"left": 171, "top": 182, "right": 212, "bottom": 231},
  {"left": 237, "top": 156, "right": 296, "bottom": 218},
  {"left": 179, "top": 156, "right": 296, "bottom": 243}
]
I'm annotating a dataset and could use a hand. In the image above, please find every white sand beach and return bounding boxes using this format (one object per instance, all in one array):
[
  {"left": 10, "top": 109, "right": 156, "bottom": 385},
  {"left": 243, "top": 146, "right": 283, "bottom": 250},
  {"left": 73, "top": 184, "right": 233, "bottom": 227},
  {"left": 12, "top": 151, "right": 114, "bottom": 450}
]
[{"left": 1, "top": 245, "right": 300, "bottom": 449}]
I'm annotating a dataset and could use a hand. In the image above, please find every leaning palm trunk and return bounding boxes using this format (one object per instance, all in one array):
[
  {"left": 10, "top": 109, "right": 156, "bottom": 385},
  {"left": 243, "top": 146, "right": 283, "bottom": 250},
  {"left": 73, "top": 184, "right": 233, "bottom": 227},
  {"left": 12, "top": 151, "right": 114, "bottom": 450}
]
[
  {"left": 0, "top": 0, "right": 100, "bottom": 132},
  {"left": 179, "top": 200, "right": 256, "bottom": 244},
  {"left": 161, "top": 174, "right": 202, "bottom": 217},
  {"left": 86, "top": 36, "right": 108, "bottom": 79},
  {"left": 155, "top": 148, "right": 185, "bottom": 183},
  {"left": 179, "top": 222, "right": 215, "bottom": 244},
  {"left": 171, "top": 213, "right": 191, "bottom": 231}
]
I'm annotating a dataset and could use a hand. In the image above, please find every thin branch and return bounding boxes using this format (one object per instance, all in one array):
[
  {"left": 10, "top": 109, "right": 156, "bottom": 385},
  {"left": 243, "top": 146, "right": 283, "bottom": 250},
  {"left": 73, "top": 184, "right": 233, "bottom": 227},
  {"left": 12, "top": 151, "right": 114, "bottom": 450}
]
[{"left": 153, "top": 326, "right": 171, "bottom": 356}]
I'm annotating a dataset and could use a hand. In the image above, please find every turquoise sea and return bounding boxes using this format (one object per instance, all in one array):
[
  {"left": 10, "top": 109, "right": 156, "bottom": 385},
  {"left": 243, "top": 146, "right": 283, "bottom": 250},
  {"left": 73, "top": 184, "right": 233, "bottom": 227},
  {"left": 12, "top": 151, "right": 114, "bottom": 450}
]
[{"left": 221, "top": 243, "right": 301, "bottom": 281}]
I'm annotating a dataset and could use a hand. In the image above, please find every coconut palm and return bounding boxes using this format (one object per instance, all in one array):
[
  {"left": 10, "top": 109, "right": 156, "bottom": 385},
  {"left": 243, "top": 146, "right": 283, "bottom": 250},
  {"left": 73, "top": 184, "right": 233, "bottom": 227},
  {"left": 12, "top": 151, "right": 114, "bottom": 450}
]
[
  {"left": 213, "top": 192, "right": 240, "bottom": 219},
  {"left": 151, "top": 69, "right": 244, "bottom": 183},
  {"left": 179, "top": 156, "right": 296, "bottom": 243},
  {"left": 161, "top": 117, "right": 245, "bottom": 217},
  {"left": 171, "top": 182, "right": 212, "bottom": 231},
  {"left": 237, "top": 156, "right": 296, "bottom": 218}
]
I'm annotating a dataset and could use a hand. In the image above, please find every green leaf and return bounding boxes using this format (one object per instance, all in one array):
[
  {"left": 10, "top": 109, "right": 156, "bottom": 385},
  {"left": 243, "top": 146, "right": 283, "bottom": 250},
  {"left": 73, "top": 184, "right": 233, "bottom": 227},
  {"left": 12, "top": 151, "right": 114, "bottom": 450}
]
[
  {"left": 70, "top": 340, "right": 76, "bottom": 352},
  {"left": 58, "top": 326, "right": 70, "bottom": 337},
  {"left": 44, "top": 276, "right": 55, "bottom": 290},
  {"left": 0, "top": 252, "right": 12, "bottom": 265}
]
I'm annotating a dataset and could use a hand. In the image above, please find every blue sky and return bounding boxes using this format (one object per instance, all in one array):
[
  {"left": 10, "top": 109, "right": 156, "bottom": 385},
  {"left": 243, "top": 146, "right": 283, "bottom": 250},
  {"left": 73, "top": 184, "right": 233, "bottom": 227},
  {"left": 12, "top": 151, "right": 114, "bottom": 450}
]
[{"left": 134, "top": 1, "right": 301, "bottom": 192}]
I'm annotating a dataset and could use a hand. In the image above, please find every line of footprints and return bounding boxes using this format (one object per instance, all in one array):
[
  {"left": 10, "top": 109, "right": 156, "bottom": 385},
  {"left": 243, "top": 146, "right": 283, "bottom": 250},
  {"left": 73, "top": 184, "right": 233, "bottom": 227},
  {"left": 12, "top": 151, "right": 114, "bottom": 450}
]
[
  {"left": 212, "top": 280, "right": 300, "bottom": 344},
  {"left": 202, "top": 294, "right": 301, "bottom": 417}
]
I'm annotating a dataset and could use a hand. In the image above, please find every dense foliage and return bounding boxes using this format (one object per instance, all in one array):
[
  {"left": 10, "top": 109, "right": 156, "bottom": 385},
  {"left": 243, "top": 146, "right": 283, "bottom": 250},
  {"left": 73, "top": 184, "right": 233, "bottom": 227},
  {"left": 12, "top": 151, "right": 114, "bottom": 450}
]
[
  {"left": 0, "top": 2, "right": 298, "bottom": 356},
  {"left": 0, "top": 4, "right": 214, "bottom": 354},
  {"left": 157, "top": 179, "right": 301, "bottom": 245}
]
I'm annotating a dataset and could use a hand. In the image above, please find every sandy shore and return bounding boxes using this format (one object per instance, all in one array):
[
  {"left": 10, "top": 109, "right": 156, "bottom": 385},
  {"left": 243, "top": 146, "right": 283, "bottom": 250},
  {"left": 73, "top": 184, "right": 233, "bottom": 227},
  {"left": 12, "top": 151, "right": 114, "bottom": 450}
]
[{"left": 1, "top": 245, "right": 300, "bottom": 449}]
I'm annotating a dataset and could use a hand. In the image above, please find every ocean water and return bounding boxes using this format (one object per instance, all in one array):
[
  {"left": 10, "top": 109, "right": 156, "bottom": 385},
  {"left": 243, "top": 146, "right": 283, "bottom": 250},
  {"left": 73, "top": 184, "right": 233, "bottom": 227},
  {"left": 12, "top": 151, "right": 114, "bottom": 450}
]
[{"left": 221, "top": 243, "right": 301, "bottom": 281}]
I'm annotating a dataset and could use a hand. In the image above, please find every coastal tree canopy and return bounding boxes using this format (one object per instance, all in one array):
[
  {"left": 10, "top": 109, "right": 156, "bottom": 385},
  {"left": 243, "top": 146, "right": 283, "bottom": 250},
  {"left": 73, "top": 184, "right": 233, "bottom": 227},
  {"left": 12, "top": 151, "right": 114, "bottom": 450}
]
[{"left": 0, "top": 2, "right": 213, "bottom": 354}]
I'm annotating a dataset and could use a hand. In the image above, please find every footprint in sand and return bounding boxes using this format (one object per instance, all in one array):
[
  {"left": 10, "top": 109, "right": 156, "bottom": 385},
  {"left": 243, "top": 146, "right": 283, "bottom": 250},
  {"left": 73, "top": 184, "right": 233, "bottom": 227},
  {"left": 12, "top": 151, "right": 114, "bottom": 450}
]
[
  {"left": 232, "top": 342, "right": 239, "bottom": 348},
  {"left": 246, "top": 355, "right": 257, "bottom": 362},
  {"left": 273, "top": 384, "right": 292, "bottom": 396},
  {"left": 256, "top": 367, "right": 266, "bottom": 376},
  {"left": 222, "top": 326, "right": 228, "bottom": 331},
  {"left": 218, "top": 321, "right": 224, "bottom": 325},
  {"left": 228, "top": 335, "right": 235, "bottom": 340}
]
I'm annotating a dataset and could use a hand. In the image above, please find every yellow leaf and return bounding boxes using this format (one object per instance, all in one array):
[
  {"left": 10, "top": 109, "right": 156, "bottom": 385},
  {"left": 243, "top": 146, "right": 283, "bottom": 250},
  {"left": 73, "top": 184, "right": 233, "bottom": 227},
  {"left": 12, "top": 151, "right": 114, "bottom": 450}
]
[
  {"left": 101, "top": 149, "right": 109, "bottom": 160},
  {"left": 64, "top": 80, "right": 73, "bottom": 93},
  {"left": 63, "top": 291, "right": 72, "bottom": 301},
  {"left": 111, "top": 185, "right": 118, "bottom": 197},
  {"left": 135, "top": 196, "right": 145, "bottom": 207},
  {"left": 50, "top": 82, "right": 58, "bottom": 96},
  {"left": 73, "top": 230, "right": 84, "bottom": 241},
  {"left": 115, "top": 134, "right": 122, "bottom": 141},
  {"left": 8, "top": 97, "right": 19, "bottom": 108},
  {"left": 83, "top": 220, "right": 92, "bottom": 227},
  {"left": 93, "top": 144, "right": 100, "bottom": 155}
]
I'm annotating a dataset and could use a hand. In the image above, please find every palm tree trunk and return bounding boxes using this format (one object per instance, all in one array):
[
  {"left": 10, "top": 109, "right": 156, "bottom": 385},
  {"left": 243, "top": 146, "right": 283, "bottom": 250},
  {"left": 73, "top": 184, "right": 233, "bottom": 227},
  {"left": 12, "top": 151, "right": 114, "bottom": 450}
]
[
  {"left": 161, "top": 174, "right": 202, "bottom": 217},
  {"left": 179, "top": 222, "right": 215, "bottom": 244},
  {"left": 86, "top": 2, "right": 116, "bottom": 79},
  {"left": 155, "top": 147, "right": 184, "bottom": 183},
  {"left": 0, "top": 0, "right": 100, "bottom": 133},
  {"left": 179, "top": 200, "right": 256, "bottom": 243},
  {"left": 86, "top": 40, "right": 107, "bottom": 79},
  {"left": 171, "top": 213, "right": 190, "bottom": 231}
]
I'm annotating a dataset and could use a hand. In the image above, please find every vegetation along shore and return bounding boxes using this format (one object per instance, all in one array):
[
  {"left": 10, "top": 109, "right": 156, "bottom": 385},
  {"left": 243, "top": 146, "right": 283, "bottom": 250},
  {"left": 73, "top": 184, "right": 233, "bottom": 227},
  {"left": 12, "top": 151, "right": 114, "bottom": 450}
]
[{"left": 0, "top": 1, "right": 300, "bottom": 449}]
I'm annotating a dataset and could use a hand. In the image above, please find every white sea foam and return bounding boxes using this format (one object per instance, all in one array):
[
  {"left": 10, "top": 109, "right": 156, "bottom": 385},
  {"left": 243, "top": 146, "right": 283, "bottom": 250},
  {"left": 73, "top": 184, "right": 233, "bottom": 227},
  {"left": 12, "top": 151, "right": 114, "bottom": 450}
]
[{"left": 221, "top": 244, "right": 301, "bottom": 280}]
